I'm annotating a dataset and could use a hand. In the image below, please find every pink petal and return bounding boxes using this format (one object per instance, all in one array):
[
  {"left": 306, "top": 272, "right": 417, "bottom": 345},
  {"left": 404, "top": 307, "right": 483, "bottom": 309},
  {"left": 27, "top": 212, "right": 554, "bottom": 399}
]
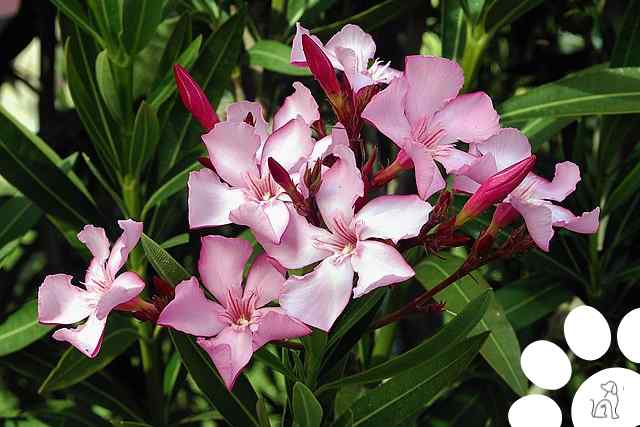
[
  {"left": 260, "top": 116, "right": 314, "bottom": 173},
  {"left": 453, "top": 153, "right": 498, "bottom": 192},
  {"left": 199, "top": 236, "right": 252, "bottom": 306},
  {"left": 273, "top": 82, "right": 320, "bottom": 130},
  {"left": 431, "top": 92, "right": 500, "bottom": 144},
  {"left": 324, "top": 24, "right": 376, "bottom": 72},
  {"left": 94, "top": 272, "right": 145, "bottom": 319},
  {"left": 404, "top": 55, "right": 463, "bottom": 125},
  {"left": 226, "top": 100, "right": 269, "bottom": 143},
  {"left": 198, "top": 327, "right": 253, "bottom": 390},
  {"left": 550, "top": 206, "right": 600, "bottom": 234},
  {"left": 510, "top": 197, "right": 554, "bottom": 252},
  {"left": 106, "top": 220, "right": 143, "bottom": 278},
  {"left": 355, "top": 195, "right": 432, "bottom": 243},
  {"left": 245, "top": 254, "right": 286, "bottom": 308},
  {"left": 38, "top": 274, "right": 93, "bottom": 325},
  {"left": 202, "top": 122, "right": 260, "bottom": 188},
  {"left": 188, "top": 168, "right": 247, "bottom": 229},
  {"left": 434, "top": 147, "right": 477, "bottom": 174},
  {"left": 315, "top": 146, "right": 364, "bottom": 228},
  {"left": 335, "top": 47, "right": 375, "bottom": 92},
  {"left": 251, "top": 307, "right": 311, "bottom": 350},
  {"left": 157, "top": 277, "right": 228, "bottom": 337},
  {"left": 360, "top": 77, "right": 411, "bottom": 145},
  {"left": 351, "top": 241, "right": 414, "bottom": 298},
  {"left": 309, "top": 126, "right": 350, "bottom": 162},
  {"left": 77, "top": 225, "right": 110, "bottom": 289},
  {"left": 452, "top": 174, "right": 481, "bottom": 194},
  {"left": 291, "top": 23, "right": 326, "bottom": 67},
  {"left": 533, "top": 162, "right": 581, "bottom": 202},
  {"left": 230, "top": 199, "right": 290, "bottom": 244},
  {"left": 476, "top": 128, "right": 532, "bottom": 171},
  {"left": 405, "top": 144, "right": 445, "bottom": 199},
  {"left": 258, "top": 205, "right": 332, "bottom": 269},
  {"left": 280, "top": 257, "right": 354, "bottom": 332},
  {"left": 52, "top": 314, "right": 107, "bottom": 358}
]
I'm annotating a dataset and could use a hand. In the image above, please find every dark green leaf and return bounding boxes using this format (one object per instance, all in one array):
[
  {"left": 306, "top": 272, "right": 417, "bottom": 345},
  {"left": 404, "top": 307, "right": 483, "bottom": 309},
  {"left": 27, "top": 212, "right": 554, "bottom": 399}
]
[
  {"left": 87, "top": 0, "right": 126, "bottom": 64},
  {"left": 141, "top": 233, "right": 190, "bottom": 285},
  {"left": 441, "top": 0, "right": 467, "bottom": 62},
  {"left": 484, "top": 0, "right": 544, "bottom": 34},
  {"left": 141, "top": 163, "right": 198, "bottom": 219},
  {"left": 39, "top": 318, "right": 138, "bottom": 392},
  {"left": 499, "top": 67, "right": 640, "bottom": 122},
  {"left": 318, "top": 291, "right": 490, "bottom": 392},
  {"left": 460, "top": 0, "right": 485, "bottom": 25},
  {"left": 0, "top": 197, "right": 41, "bottom": 249},
  {"left": 96, "top": 50, "right": 128, "bottom": 123},
  {"left": 293, "top": 382, "right": 323, "bottom": 427},
  {"left": 154, "top": 15, "right": 193, "bottom": 87},
  {"left": 122, "top": 0, "right": 168, "bottom": 55},
  {"left": 128, "top": 102, "right": 160, "bottom": 176},
  {"left": 415, "top": 254, "right": 527, "bottom": 395},
  {"left": 163, "top": 351, "right": 182, "bottom": 397},
  {"left": 169, "top": 330, "right": 259, "bottom": 426},
  {"left": 516, "top": 117, "right": 575, "bottom": 151},
  {"left": 0, "top": 106, "right": 101, "bottom": 227},
  {"left": 50, "top": 0, "right": 104, "bottom": 44},
  {"left": 0, "top": 300, "right": 52, "bottom": 357},
  {"left": 82, "top": 154, "right": 127, "bottom": 215},
  {"left": 339, "top": 333, "right": 488, "bottom": 427},
  {"left": 604, "top": 160, "right": 640, "bottom": 214},
  {"left": 248, "top": 41, "right": 312, "bottom": 76},
  {"left": 161, "top": 233, "right": 190, "bottom": 250}
]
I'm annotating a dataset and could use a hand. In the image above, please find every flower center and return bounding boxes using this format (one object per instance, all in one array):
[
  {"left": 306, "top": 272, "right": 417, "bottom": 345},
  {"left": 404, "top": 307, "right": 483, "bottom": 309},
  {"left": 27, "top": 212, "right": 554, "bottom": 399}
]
[
  {"left": 224, "top": 290, "right": 258, "bottom": 327},
  {"left": 312, "top": 216, "right": 358, "bottom": 263},
  {"left": 410, "top": 116, "right": 445, "bottom": 148},
  {"left": 367, "top": 59, "right": 394, "bottom": 83},
  {"left": 244, "top": 173, "right": 281, "bottom": 202}
]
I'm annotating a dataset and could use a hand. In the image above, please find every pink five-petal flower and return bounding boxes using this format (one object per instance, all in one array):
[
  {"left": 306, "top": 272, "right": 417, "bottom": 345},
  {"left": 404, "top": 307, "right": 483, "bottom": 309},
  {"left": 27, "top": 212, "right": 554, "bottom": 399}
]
[
  {"left": 37, "top": 220, "right": 145, "bottom": 358},
  {"left": 453, "top": 128, "right": 600, "bottom": 251},
  {"left": 291, "top": 23, "right": 401, "bottom": 92},
  {"left": 258, "top": 147, "right": 432, "bottom": 331},
  {"left": 361, "top": 55, "right": 500, "bottom": 199},
  {"left": 188, "top": 87, "right": 319, "bottom": 243},
  {"left": 157, "top": 236, "right": 310, "bottom": 390}
]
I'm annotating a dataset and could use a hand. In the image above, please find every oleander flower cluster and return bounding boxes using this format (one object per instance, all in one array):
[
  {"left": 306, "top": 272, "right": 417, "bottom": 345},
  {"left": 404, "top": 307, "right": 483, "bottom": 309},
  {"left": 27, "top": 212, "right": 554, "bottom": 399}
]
[{"left": 36, "top": 23, "right": 600, "bottom": 390}]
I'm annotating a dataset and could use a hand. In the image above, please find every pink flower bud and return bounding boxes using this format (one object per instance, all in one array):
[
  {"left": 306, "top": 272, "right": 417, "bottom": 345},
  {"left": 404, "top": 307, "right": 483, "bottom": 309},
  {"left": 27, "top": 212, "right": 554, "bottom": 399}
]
[
  {"left": 173, "top": 64, "right": 219, "bottom": 131},
  {"left": 456, "top": 155, "right": 536, "bottom": 226},
  {"left": 301, "top": 34, "right": 341, "bottom": 96}
]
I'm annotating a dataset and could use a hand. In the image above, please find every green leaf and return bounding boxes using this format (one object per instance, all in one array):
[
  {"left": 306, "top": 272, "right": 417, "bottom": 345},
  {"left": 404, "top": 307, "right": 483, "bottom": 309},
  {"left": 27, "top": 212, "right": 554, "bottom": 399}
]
[
  {"left": 311, "top": 0, "right": 422, "bottom": 37},
  {"left": 96, "top": 50, "right": 128, "bottom": 123},
  {"left": 0, "top": 106, "right": 101, "bottom": 227},
  {"left": 163, "top": 351, "right": 182, "bottom": 397},
  {"left": 50, "top": 0, "right": 105, "bottom": 45},
  {"left": 0, "top": 197, "right": 41, "bottom": 249},
  {"left": 87, "top": 0, "right": 126, "bottom": 64},
  {"left": 339, "top": 333, "right": 488, "bottom": 427},
  {"left": 499, "top": 67, "right": 640, "bottom": 122},
  {"left": 161, "top": 233, "right": 190, "bottom": 250},
  {"left": 154, "top": 15, "right": 193, "bottom": 87},
  {"left": 604, "top": 160, "right": 640, "bottom": 214},
  {"left": 248, "top": 41, "right": 312, "bottom": 76},
  {"left": 82, "top": 153, "right": 127, "bottom": 215},
  {"left": 0, "top": 300, "right": 52, "bottom": 357},
  {"left": 441, "top": 0, "right": 466, "bottom": 62},
  {"left": 460, "top": 0, "right": 485, "bottom": 25},
  {"left": 169, "top": 330, "right": 259, "bottom": 426},
  {"left": 141, "top": 233, "right": 190, "bottom": 285},
  {"left": 484, "top": 0, "right": 544, "bottom": 35},
  {"left": 256, "top": 398, "right": 270, "bottom": 427},
  {"left": 158, "top": 9, "right": 245, "bottom": 178},
  {"left": 122, "top": 0, "right": 168, "bottom": 55},
  {"left": 128, "top": 102, "right": 160, "bottom": 177},
  {"left": 515, "top": 117, "right": 575, "bottom": 151},
  {"left": 318, "top": 291, "right": 490, "bottom": 392},
  {"left": 415, "top": 253, "right": 527, "bottom": 395},
  {"left": 141, "top": 163, "right": 198, "bottom": 219},
  {"left": 149, "top": 35, "right": 202, "bottom": 109},
  {"left": 496, "top": 277, "right": 573, "bottom": 330},
  {"left": 292, "top": 382, "right": 323, "bottom": 427},
  {"left": 39, "top": 318, "right": 138, "bottom": 392}
]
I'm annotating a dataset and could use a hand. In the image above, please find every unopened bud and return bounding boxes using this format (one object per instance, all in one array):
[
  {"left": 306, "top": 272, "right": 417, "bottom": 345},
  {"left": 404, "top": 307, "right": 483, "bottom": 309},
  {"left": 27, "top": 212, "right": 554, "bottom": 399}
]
[
  {"left": 301, "top": 34, "right": 341, "bottom": 96},
  {"left": 304, "top": 160, "right": 323, "bottom": 195},
  {"left": 173, "top": 64, "right": 219, "bottom": 131}
]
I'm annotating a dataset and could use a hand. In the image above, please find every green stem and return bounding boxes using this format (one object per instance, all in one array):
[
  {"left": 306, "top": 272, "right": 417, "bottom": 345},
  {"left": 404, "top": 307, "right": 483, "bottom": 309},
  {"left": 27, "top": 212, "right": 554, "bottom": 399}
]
[
  {"left": 137, "top": 321, "right": 165, "bottom": 426},
  {"left": 460, "top": 24, "right": 489, "bottom": 91}
]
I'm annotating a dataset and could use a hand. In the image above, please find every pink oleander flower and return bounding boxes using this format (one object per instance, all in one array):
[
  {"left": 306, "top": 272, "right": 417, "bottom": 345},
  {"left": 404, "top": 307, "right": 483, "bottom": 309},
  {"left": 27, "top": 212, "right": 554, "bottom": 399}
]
[
  {"left": 174, "top": 64, "right": 219, "bottom": 131},
  {"left": 292, "top": 23, "right": 401, "bottom": 93},
  {"left": 37, "top": 220, "right": 145, "bottom": 357},
  {"left": 453, "top": 128, "right": 600, "bottom": 251},
  {"left": 157, "top": 235, "right": 310, "bottom": 390},
  {"left": 188, "top": 83, "right": 320, "bottom": 244},
  {"left": 361, "top": 55, "right": 500, "bottom": 200},
  {"left": 257, "top": 146, "right": 432, "bottom": 331}
]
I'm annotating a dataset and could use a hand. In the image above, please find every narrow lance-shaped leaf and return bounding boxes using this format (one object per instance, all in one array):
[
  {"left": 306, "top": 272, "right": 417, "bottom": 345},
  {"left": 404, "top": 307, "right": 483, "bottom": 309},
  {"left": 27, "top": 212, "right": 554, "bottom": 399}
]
[
  {"left": 96, "top": 50, "right": 129, "bottom": 123},
  {"left": 50, "top": 0, "right": 105, "bottom": 45},
  {"left": 248, "top": 41, "right": 312, "bottom": 76},
  {"left": 140, "top": 233, "right": 190, "bottom": 285},
  {"left": 122, "top": 0, "right": 168, "bottom": 55},
  {"left": 441, "top": 0, "right": 467, "bottom": 62},
  {"left": 128, "top": 102, "right": 160, "bottom": 177},
  {"left": 0, "top": 197, "right": 42, "bottom": 250},
  {"left": 292, "top": 382, "right": 323, "bottom": 427},
  {"left": 484, "top": 0, "right": 544, "bottom": 35},
  {"left": 0, "top": 300, "right": 52, "bottom": 357}
]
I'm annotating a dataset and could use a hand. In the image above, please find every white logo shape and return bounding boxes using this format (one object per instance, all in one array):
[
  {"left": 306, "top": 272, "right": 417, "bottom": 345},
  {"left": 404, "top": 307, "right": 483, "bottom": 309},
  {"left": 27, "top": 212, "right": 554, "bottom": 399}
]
[{"left": 508, "top": 305, "right": 640, "bottom": 427}]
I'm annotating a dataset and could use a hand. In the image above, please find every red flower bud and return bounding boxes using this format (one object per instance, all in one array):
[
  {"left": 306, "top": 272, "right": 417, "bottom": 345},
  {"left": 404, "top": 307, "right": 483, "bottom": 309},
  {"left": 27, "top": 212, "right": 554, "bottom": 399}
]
[
  {"left": 301, "top": 34, "right": 341, "bottom": 96},
  {"left": 456, "top": 155, "right": 536, "bottom": 226},
  {"left": 173, "top": 64, "right": 219, "bottom": 131}
]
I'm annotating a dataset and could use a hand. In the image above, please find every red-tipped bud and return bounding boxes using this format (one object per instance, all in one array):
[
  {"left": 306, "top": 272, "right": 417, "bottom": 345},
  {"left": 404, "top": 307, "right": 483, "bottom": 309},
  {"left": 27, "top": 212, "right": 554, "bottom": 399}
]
[
  {"left": 173, "top": 64, "right": 219, "bottom": 131},
  {"left": 301, "top": 34, "right": 341, "bottom": 96},
  {"left": 490, "top": 203, "right": 520, "bottom": 231},
  {"left": 372, "top": 149, "right": 413, "bottom": 187},
  {"left": 456, "top": 155, "right": 536, "bottom": 227},
  {"left": 268, "top": 157, "right": 296, "bottom": 194}
]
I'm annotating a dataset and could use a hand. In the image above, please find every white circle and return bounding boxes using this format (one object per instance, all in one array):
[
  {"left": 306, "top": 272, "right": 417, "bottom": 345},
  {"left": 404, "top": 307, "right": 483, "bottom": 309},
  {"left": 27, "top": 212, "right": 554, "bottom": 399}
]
[
  {"left": 508, "top": 395, "right": 562, "bottom": 427},
  {"left": 564, "top": 305, "right": 611, "bottom": 361},
  {"left": 618, "top": 308, "right": 640, "bottom": 363},
  {"left": 521, "top": 340, "right": 572, "bottom": 390}
]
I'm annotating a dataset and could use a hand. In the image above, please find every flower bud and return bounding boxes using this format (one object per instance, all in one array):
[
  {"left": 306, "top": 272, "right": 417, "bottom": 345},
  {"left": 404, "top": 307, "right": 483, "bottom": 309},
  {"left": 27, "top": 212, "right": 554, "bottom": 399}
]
[
  {"left": 301, "top": 34, "right": 341, "bottom": 96},
  {"left": 456, "top": 155, "right": 536, "bottom": 226},
  {"left": 173, "top": 64, "right": 219, "bottom": 131}
]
